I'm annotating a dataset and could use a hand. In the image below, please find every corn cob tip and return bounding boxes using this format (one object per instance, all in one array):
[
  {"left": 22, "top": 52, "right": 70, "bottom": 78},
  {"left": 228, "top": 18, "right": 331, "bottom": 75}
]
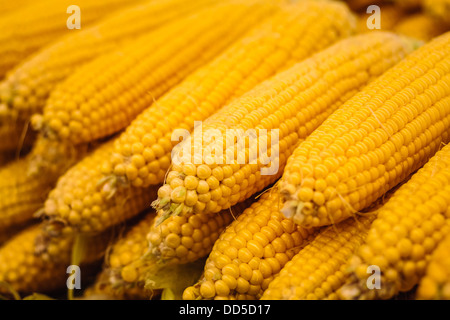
[
  {"left": 39, "top": 218, "right": 68, "bottom": 240},
  {"left": 151, "top": 200, "right": 193, "bottom": 227},
  {"left": 280, "top": 199, "right": 318, "bottom": 226}
]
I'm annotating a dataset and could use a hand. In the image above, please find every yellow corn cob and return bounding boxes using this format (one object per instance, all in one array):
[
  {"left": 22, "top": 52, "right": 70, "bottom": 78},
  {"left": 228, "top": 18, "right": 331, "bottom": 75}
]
[
  {"left": 0, "top": 0, "right": 141, "bottom": 79},
  {"left": 105, "top": 0, "right": 357, "bottom": 189},
  {"left": 280, "top": 31, "right": 450, "bottom": 228},
  {"left": 153, "top": 32, "right": 417, "bottom": 220},
  {"left": 0, "top": 225, "right": 69, "bottom": 295},
  {"left": 417, "top": 233, "right": 450, "bottom": 300},
  {"left": 182, "top": 191, "right": 319, "bottom": 300},
  {"left": 394, "top": 13, "right": 450, "bottom": 42},
  {"left": 0, "top": 0, "right": 217, "bottom": 154},
  {"left": 261, "top": 214, "right": 375, "bottom": 300},
  {"left": 339, "top": 143, "right": 450, "bottom": 300},
  {"left": 83, "top": 211, "right": 158, "bottom": 300},
  {"left": 0, "top": 224, "right": 109, "bottom": 294},
  {"left": 424, "top": 0, "right": 450, "bottom": 24},
  {"left": 146, "top": 200, "right": 253, "bottom": 266},
  {"left": 0, "top": 137, "right": 85, "bottom": 236},
  {"left": 41, "top": 140, "right": 158, "bottom": 237},
  {"left": 32, "top": 1, "right": 280, "bottom": 146},
  {"left": 357, "top": 4, "right": 406, "bottom": 33}
]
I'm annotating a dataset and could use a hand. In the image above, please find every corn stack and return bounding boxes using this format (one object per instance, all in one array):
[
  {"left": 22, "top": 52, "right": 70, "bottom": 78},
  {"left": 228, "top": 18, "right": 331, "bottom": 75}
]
[
  {"left": 31, "top": 0, "right": 281, "bottom": 148},
  {"left": 260, "top": 214, "right": 375, "bottom": 300},
  {"left": 152, "top": 32, "right": 417, "bottom": 221},
  {"left": 0, "top": 0, "right": 142, "bottom": 79},
  {"left": 105, "top": 0, "right": 357, "bottom": 189},
  {"left": 417, "top": 233, "right": 450, "bottom": 300},
  {"left": 183, "top": 192, "right": 319, "bottom": 300},
  {"left": 280, "top": 31, "right": 450, "bottom": 228},
  {"left": 0, "top": 0, "right": 218, "bottom": 154},
  {"left": 339, "top": 142, "right": 450, "bottom": 300}
]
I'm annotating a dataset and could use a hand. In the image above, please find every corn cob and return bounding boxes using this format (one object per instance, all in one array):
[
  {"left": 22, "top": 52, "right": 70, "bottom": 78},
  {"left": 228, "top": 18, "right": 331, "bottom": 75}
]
[
  {"left": 280, "top": 31, "right": 450, "bottom": 228},
  {"left": 83, "top": 212, "right": 158, "bottom": 300},
  {"left": 357, "top": 4, "right": 406, "bottom": 33},
  {"left": 339, "top": 143, "right": 450, "bottom": 300},
  {"left": 105, "top": 0, "right": 356, "bottom": 189},
  {"left": 0, "top": 224, "right": 109, "bottom": 294},
  {"left": 146, "top": 200, "right": 252, "bottom": 266},
  {"left": 0, "top": 0, "right": 217, "bottom": 154},
  {"left": 424, "top": 0, "right": 450, "bottom": 24},
  {"left": 41, "top": 140, "right": 157, "bottom": 237},
  {"left": 0, "top": 0, "right": 141, "bottom": 79},
  {"left": 182, "top": 191, "right": 319, "bottom": 300},
  {"left": 32, "top": 1, "right": 280, "bottom": 146},
  {"left": 0, "top": 136, "right": 85, "bottom": 236},
  {"left": 417, "top": 233, "right": 450, "bottom": 300},
  {"left": 153, "top": 32, "right": 417, "bottom": 220},
  {"left": 260, "top": 214, "right": 375, "bottom": 300},
  {"left": 394, "top": 13, "right": 450, "bottom": 42}
]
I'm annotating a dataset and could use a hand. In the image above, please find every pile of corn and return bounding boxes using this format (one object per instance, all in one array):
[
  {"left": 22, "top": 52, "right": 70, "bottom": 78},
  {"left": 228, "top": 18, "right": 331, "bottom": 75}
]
[{"left": 0, "top": 0, "right": 449, "bottom": 301}]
